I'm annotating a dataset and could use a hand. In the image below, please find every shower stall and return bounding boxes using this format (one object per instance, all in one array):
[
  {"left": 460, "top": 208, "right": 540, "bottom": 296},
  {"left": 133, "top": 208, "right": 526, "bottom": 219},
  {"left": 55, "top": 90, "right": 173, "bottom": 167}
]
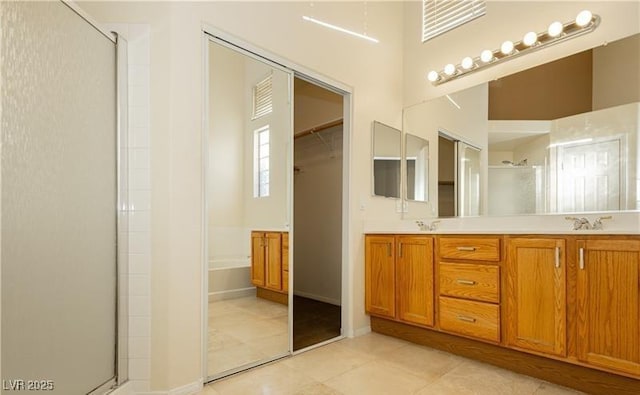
[{"left": 1, "top": 1, "right": 127, "bottom": 393}]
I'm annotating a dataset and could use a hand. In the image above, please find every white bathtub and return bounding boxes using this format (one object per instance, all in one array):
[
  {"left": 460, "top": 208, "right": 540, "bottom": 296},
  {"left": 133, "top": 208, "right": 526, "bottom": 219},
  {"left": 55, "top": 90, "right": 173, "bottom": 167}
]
[{"left": 208, "top": 258, "right": 254, "bottom": 302}]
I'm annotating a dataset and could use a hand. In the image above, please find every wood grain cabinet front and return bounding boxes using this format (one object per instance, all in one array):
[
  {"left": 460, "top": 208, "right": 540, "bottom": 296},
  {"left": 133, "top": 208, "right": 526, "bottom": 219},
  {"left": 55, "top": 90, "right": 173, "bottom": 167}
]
[
  {"left": 365, "top": 235, "right": 435, "bottom": 327},
  {"left": 439, "top": 237, "right": 501, "bottom": 262},
  {"left": 505, "top": 238, "right": 567, "bottom": 357},
  {"left": 437, "top": 236, "right": 502, "bottom": 343},
  {"left": 576, "top": 239, "right": 640, "bottom": 376},
  {"left": 439, "top": 296, "right": 500, "bottom": 343},
  {"left": 251, "top": 231, "right": 288, "bottom": 296},
  {"left": 439, "top": 262, "right": 499, "bottom": 303}
]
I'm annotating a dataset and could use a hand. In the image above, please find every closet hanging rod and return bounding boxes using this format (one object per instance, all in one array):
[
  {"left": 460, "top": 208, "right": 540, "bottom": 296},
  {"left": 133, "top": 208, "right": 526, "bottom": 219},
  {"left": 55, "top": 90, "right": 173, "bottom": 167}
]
[{"left": 294, "top": 118, "right": 343, "bottom": 140}]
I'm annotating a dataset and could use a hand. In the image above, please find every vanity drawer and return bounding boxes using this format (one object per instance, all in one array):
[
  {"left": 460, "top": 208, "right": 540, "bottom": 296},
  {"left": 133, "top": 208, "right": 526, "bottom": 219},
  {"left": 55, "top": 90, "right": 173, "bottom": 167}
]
[
  {"left": 439, "top": 296, "right": 500, "bottom": 343},
  {"left": 439, "top": 263, "right": 499, "bottom": 303},
  {"left": 439, "top": 237, "right": 501, "bottom": 262}
]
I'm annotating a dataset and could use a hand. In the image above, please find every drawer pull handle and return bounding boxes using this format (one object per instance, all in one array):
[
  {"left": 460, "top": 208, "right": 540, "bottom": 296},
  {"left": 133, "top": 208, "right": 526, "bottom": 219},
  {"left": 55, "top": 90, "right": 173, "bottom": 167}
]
[
  {"left": 457, "top": 315, "right": 476, "bottom": 323},
  {"left": 579, "top": 247, "right": 585, "bottom": 270},
  {"left": 555, "top": 247, "right": 561, "bottom": 268},
  {"left": 456, "top": 246, "right": 476, "bottom": 252},
  {"left": 456, "top": 279, "right": 476, "bottom": 285}
]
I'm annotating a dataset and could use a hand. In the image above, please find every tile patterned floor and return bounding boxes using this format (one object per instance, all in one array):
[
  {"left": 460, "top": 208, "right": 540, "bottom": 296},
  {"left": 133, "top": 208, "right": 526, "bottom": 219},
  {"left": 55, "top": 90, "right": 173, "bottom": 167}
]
[
  {"left": 208, "top": 296, "right": 288, "bottom": 377},
  {"left": 199, "top": 332, "right": 585, "bottom": 395}
]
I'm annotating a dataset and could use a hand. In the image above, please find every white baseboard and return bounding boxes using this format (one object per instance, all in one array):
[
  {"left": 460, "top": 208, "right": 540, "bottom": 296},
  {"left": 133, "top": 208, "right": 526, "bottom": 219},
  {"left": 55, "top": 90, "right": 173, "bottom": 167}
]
[
  {"left": 208, "top": 287, "right": 255, "bottom": 302},
  {"left": 135, "top": 379, "right": 203, "bottom": 395},
  {"left": 169, "top": 379, "right": 203, "bottom": 395},
  {"left": 353, "top": 325, "right": 372, "bottom": 337},
  {"left": 293, "top": 290, "right": 341, "bottom": 306},
  {"left": 108, "top": 381, "right": 134, "bottom": 395}
]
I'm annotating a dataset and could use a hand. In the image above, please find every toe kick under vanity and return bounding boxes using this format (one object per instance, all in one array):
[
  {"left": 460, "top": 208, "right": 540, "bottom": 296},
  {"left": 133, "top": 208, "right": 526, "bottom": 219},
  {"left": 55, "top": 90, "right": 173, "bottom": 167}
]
[{"left": 365, "top": 232, "right": 640, "bottom": 394}]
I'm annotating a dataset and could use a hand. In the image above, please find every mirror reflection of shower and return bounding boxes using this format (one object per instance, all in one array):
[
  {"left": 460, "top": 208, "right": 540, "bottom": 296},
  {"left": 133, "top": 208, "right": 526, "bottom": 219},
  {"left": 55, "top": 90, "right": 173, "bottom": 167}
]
[{"left": 501, "top": 159, "right": 528, "bottom": 166}]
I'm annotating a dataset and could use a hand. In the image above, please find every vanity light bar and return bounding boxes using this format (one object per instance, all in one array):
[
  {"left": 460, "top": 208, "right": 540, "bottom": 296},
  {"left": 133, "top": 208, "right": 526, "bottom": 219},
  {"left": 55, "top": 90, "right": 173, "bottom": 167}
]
[{"left": 427, "top": 10, "right": 600, "bottom": 85}]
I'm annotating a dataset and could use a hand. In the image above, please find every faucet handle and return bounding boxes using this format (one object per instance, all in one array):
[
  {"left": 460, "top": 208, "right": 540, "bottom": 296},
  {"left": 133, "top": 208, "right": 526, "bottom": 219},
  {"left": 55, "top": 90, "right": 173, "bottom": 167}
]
[
  {"left": 592, "top": 216, "right": 612, "bottom": 230},
  {"left": 565, "top": 216, "right": 591, "bottom": 230},
  {"left": 428, "top": 220, "right": 441, "bottom": 231}
]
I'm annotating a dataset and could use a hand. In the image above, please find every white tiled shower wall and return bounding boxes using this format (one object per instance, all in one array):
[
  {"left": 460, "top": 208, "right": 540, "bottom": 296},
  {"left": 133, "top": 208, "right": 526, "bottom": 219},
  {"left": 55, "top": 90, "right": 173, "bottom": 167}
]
[{"left": 107, "top": 23, "right": 152, "bottom": 393}]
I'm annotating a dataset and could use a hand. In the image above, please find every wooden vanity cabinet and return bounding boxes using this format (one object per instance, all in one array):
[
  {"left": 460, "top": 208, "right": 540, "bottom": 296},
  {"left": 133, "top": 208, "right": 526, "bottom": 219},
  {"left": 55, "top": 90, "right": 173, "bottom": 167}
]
[
  {"left": 576, "top": 239, "right": 640, "bottom": 376},
  {"left": 505, "top": 238, "right": 567, "bottom": 357},
  {"left": 365, "top": 234, "right": 434, "bottom": 327},
  {"left": 367, "top": 233, "right": 640, "bottom": 392},
  {"left": 251, "top": 231, "right": 288, "bottom": 295}
]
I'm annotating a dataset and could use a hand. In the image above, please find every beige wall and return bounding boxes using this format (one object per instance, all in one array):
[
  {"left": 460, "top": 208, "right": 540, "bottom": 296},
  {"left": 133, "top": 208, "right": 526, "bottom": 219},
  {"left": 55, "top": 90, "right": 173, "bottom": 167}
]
[
  {"left": 79, "top": 1, "right": 404, "bottom": 391},
  {"left": 294, "top": 78, "right": 343, "bottom": 134},
  {"left": 593, "top": 33, "right": 640, "bottom": 110},
  {"left": 294, "top": 127, "right": 343, "bottom": 304}
]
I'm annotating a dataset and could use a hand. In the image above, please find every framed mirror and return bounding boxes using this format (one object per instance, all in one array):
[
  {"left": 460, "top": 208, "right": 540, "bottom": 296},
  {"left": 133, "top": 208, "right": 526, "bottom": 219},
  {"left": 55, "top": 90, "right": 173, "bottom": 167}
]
[
  {"left": 405, "top": 133, "right": 429, "bottom": 202},
  {"left": 372, "top": 121, "right": 401, "bottom": 198},
  {"left": 403, "top": 32, "right": 640, "bottom": 218}
]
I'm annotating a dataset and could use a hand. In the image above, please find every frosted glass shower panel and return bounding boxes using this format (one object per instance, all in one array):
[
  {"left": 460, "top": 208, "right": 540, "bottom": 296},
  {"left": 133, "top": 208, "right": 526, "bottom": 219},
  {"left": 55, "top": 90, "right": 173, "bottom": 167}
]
[{"left": 1, "top": 2, "right": 118, "bottom": 393}]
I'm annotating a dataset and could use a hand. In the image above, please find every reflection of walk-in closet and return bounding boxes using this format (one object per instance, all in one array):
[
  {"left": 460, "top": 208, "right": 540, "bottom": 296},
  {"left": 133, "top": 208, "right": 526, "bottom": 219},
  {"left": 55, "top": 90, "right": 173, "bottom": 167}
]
[{"left": 293, "top": 78, "right": 343, "bottom": 350}]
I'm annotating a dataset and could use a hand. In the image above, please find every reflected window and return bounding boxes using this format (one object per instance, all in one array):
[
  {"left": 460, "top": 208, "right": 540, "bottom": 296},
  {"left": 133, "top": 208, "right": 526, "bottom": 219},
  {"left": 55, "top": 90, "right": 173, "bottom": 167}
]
[
  {"left": 253, "top": 74, "right": 273, "bottom": 119},
  {"left": 254, "top": 126, "right": 270, "bottom": 197}
]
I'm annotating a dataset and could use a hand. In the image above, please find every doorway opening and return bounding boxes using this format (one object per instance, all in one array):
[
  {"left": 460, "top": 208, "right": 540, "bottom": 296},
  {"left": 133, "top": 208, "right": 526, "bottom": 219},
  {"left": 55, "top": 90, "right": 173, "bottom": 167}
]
[
  {"left": 292, "top": 77, "right": 344, "bottom": 351},
  {"left": 438, "top": 131, "right": 482, "bottom": 217}
]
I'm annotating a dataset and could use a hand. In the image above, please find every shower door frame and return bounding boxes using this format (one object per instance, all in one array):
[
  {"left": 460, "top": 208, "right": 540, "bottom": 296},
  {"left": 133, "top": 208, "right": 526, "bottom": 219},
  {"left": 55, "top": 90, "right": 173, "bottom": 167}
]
[{"left": 0, "top": 1, "right": 129, "bottom": 391}]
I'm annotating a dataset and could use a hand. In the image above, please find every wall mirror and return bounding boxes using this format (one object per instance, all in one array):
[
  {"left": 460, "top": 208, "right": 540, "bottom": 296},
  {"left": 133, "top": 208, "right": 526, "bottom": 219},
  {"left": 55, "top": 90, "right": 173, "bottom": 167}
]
[
  {"left": 403, "top": 32, "right": 640, "bottom": 218},
  {"left": 372, "top": 121, "right": 401, "bottom": 198},
  {"left": 206, "top": 39, "right": 291, "bottom": 379},
  {"left": 405, "top": 133, "right": 429, "bottom": 202}
]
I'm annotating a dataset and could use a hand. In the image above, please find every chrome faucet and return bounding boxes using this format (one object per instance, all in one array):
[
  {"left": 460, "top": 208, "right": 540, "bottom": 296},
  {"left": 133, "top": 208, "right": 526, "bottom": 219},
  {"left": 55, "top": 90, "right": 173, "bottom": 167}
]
[
  {"left": 416, "top": 220, "right": 440, "bottom": 231},
  {"left": 592, "top": 216, "right": 612, "bottom": 230},
  {"left": 565, "top": 217, "right": 592, "bottom": 230}
]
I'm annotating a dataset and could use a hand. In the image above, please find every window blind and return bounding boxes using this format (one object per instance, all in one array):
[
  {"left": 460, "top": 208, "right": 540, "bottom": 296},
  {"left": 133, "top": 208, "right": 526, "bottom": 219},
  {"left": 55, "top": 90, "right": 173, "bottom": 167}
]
[
  {"left": 422, "top": 0, "right": 486, "bottom": 43},
  {"left": 253, "top": 74, "right": 273, "bottom": 119}
]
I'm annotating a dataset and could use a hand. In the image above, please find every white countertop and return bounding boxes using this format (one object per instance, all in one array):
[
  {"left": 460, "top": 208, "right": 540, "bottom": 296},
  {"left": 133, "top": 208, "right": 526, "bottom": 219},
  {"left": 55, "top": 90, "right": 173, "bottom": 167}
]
[{"left": 363, "top": 212, "right": 640, "bottom": 235}]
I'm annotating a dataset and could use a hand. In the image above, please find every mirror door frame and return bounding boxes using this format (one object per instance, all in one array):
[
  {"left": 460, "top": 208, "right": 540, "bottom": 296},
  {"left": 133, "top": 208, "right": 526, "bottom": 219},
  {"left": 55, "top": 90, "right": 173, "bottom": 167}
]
[{"left": 201, "top": 25, "right": 353, "bottom": 382}]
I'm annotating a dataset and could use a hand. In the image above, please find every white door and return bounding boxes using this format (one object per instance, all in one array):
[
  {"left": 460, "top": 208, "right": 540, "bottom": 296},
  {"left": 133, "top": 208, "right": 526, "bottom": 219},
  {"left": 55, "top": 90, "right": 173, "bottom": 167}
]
[{"left": 557, "top": 139, "right": 620, "bottom": 212}]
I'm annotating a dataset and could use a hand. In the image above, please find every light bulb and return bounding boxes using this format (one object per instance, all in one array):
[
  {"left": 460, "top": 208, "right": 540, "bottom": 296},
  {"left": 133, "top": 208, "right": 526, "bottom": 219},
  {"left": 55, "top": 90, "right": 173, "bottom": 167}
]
[
  {"left": 501, "top": 40, "right": 514, "bottom": 55},
  {"left": 480, "top": 49, "right": 493, "bottom": 63},
  {"left": 461, "top": 57, "right": 474, "bottom": 70},
  {"left": 523, "top": 31, "right": 538, "bottom": 47},
  {"left": 576, "top": 10, "right": 593, "bottom": 27},
  {"left": 548, "top": 21, "right": 563, "bottom": 37},
  {"left": 443, "top": 64, "right": 457, "bottom": 76},
  {"left": 427, "top": 70, "right": 440, "bottom": 82}
]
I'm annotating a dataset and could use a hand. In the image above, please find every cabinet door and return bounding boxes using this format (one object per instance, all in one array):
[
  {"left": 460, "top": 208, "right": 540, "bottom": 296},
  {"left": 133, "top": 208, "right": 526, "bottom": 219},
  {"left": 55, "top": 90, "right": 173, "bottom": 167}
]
[
  {"left": 576, "top": 239, "right": 640, "bottom": 375},
  {"left": 397, "top": 236, "right": 434, "bottom": 327},
  {"left": 251, "top": 232, "right": 266, "bottom": 286},
  {"left": 265, "top": 232, "right": 283, "bottom": 291},
  {"left": 506, "top": 238, "right": 566, "bottom": 357},
  {"left": 365, "top": 235, "right": 396, "bottom": 318}
]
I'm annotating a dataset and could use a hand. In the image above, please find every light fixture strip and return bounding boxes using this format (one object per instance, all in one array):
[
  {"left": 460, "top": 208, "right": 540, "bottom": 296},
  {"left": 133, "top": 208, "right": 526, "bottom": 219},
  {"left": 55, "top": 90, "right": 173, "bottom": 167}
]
[
  {"left": 428, "top": 13, "right": 600, "bottom": 85},
  {"left": 302, "top": 16, "right": 379, "bottom": 44}
]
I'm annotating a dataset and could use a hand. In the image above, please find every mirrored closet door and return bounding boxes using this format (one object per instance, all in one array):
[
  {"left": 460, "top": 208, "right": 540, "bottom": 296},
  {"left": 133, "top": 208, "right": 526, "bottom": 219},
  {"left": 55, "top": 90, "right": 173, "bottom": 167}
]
[{"left": 206, "top": 38, "right": 292, "bottom": 379}]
